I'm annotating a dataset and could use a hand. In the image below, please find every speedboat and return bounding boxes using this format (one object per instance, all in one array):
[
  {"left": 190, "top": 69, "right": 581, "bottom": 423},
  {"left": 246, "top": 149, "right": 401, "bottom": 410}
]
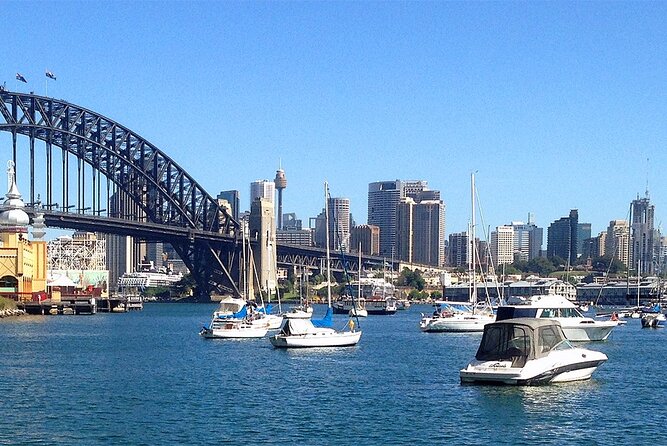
[
  {"left": 641, "top": 313, "right": 666, "bottom": 328},
  {"left": 200, "top": 319, "right": 268, "bottom": 339},
  {"left": 420, "top": 302, "right": 495, "bottom": 332},
  {"left": 496, "top": 294, "right": 619, "bottom": 341},
  {"left": 460, "top": 318, "right": 607, "bottom": 385}
]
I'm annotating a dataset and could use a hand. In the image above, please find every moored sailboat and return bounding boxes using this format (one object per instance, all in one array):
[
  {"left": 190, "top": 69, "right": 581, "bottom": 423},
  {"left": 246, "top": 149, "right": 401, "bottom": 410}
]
[{"left": 270, "top": 182, "right": 361, "bottom": 348}]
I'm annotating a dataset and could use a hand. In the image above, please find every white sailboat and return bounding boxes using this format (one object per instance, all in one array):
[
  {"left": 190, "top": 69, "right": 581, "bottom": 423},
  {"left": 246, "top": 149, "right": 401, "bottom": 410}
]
[
  {"left": 270, "top": 182, "right": 362, "bottom": 348},
  {"left": 420, "top": 173, "right": 495, "bottom": 332},
  {"left": 200, "top": 231, "right": 271, "bottom": 338}
]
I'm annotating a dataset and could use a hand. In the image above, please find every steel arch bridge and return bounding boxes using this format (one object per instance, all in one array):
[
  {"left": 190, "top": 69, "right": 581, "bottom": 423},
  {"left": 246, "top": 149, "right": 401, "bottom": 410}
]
[{"left": 0, "top": 89, "right": 242, "bottom": 298}]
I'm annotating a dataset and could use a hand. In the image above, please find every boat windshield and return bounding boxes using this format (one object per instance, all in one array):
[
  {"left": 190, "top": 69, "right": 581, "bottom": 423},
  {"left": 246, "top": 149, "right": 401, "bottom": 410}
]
[
  {"left": 476, "top": 324, "right": 533, "bottom": 361},
  {"left": 536, "top": 325, "right": 569, "bottom": 355},
  {"left": 540, "top": 308, "right": 584, "bottom": 318}
]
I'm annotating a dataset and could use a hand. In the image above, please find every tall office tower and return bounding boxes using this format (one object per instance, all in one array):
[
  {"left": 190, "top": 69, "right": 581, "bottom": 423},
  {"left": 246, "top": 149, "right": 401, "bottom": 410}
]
[
  {"left": 631, "top": 194, "right": 658, "bottom": 274},
  {"left": 509, "top": 219, "right": 543, "bottom": 261},
  {"left": 274, "top": 168, "right": 287, "bottom": 230},
  {"left": 250, "top": 180, "right": 275, "bottom": 205},
  {"left": 606, "top": 220, "right": 630, "bottom": 267},
  {"left": 368, "top": 180, "right": 404, "bottom": 257},
  {"left": 217, "top": 190, "right": 240, "bottom": 221},
  {"left": 577, "top": 223, "right": 592, "bottom": 256},
  {"left": 395, "top": 197, "right": 414, "bottom": 263},
  {"left": 546, "top": 209, "right": 578, "bottom": 266},
  {"left": 412, "top": 198, "right": 446, "bottom": 266},
  {"left": 403, "top": 180, "right": 428, "bottom": 199},
  {"left": 350, "top": 225, "right": 380, "bottom": 255},
  {"left": 448, "top": 232, "right": 469, "bottom": 268},
  {"left": 329, "top": 197, "right": 351, "bottom": 252},
  {"left": 490, "top": 225, "right": 515, "bottom": 266}
]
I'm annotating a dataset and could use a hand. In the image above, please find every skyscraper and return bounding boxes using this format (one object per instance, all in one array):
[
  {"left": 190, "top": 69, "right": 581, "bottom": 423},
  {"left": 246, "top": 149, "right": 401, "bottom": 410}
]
[
  {"left": 547, "top": 209, "right": 578, "bottom": 266},
  {"left": 217, "top": 190, "right": 240, "bottom": 221},
  {"left": 631, "top": 194, "right": 658, "bottom": 274},
  {"left": 250, "top": 180, "right": 275, "bottom": 205},
  {"left": 368, "top": 180, "right": 403, "bottom": 257}
]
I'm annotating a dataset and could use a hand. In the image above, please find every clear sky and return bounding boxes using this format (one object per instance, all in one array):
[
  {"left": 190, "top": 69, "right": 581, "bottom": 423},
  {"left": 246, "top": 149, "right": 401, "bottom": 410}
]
[{"left": 3, "top": 1, "right": 667, "bottom": 241}]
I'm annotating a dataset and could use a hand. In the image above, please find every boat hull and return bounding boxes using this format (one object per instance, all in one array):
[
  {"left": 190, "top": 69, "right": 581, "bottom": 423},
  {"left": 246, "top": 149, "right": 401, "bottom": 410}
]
[
  {"left": 561, "top": 321, "right": 617, "bottom": 341},
  {"left": 200, "top": 326, "right": 268, "bottom": 339},
  {"left": 269, "top": 330, "right": 362, "bottom": 348},
  {"left": 420, "top": 314, "right": 495, "bottom": 332},
  {"left": 460, "top": 353, "right": 607, "bottom": 385}
]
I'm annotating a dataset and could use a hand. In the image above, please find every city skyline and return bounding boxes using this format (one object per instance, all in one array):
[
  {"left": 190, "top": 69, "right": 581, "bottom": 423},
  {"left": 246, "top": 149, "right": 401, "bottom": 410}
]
[{"left": 3, "top": 2, "right": 667, "bottom": 240}]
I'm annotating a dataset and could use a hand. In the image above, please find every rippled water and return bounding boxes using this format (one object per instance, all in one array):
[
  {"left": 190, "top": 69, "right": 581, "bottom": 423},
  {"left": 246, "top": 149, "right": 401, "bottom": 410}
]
[{"left": 1, "top": 304, "right": 664, "bottom": 445}]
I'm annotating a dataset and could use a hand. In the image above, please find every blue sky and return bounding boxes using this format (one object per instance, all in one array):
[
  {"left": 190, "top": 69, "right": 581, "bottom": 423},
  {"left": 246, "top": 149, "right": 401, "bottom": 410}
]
[{"left": 3, "top": 1, "right": 667, "bottom": 241}]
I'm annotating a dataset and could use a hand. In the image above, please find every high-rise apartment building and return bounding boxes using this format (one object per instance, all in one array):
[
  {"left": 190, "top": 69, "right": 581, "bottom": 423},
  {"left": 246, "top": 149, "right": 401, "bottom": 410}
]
[
  {"left": 448, "top": 232, "right": 469, "bottom": 268},
  {"left": 606, "top": 220, "right": 630, "bottom": 267},
  {"left": 491, "top": 225, "right": 515, "bottom": 266},
  {"left": 546, "top": 209, "right": 578, "bottom": 265},
  {"left": 329, "top": 197, "right": 351, "bottom": 252},
  {"left": 631, "top": 194, "right": 659, "bottom": 274}
]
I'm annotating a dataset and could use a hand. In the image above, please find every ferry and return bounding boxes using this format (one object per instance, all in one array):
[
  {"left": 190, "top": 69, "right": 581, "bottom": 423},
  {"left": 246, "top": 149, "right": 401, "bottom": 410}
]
[{"left": 117, "top": 261, "right": 183, "bottom": 290}]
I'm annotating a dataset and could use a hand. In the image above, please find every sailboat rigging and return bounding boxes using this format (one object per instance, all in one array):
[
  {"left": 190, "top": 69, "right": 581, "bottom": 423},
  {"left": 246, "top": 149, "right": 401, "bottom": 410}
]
[{"left": 269, "top": 181, "right": 362, "bottom": 348}]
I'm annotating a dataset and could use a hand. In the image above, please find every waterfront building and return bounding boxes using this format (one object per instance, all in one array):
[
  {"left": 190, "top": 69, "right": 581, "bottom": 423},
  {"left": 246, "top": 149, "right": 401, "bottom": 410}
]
[
  {"left": 605, "top": 220, "right": 630, "bottom": 267},
  {"left": 546, "top": 209, "right": 578, "bottom": 265},
  {"left": 443, "top": 277, "right": 576, "bottom": 302},
  {"left": 217, "top": 190, "right": 240, "bottom": 222},
  {"left": 48, "top": 231, "right": 109, "bottom": 297},
  {"left": 0, "top": 164, "right": 47, "bottom": 299},
  {"left": 490, "top": 225, "right": 514, "bottom": 266},
  {"left": 350, "top": 225, "right": 380, "bottom": 255}
]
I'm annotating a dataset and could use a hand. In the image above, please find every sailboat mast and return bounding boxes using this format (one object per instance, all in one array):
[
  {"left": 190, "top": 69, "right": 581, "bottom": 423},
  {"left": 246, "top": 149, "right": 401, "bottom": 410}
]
[
  {"left": 471, "top": 172, "right": 477, "bottom": 306},
  {"left": 324, "top": 181, "right": 333, "bottom": 308}
]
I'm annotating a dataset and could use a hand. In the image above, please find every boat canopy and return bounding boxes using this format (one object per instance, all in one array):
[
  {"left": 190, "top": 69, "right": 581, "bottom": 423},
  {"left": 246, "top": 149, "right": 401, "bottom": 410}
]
[
  {"left": 475, "top": 318, "right": 569, "bottom": 364},
  {"left": 280, "top": 319, "right": 328, "bottom": 335},
  {"left": 312, "top": 306, "right": 333, "bottom": 328},
  {"left": 214, "top": 297, "right": 247, "bottom": 319}
]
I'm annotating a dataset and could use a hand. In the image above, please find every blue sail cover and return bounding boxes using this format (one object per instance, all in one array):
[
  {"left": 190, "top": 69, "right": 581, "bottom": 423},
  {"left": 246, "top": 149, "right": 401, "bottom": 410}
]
[
  {"left": 216, "top": 306, "right": 247, "bottom": 319},
  {"left": 312, "top": 306, "right": 333, "bottom": 328},
  {"left": 257, "top": 304, "right": 273, "bottom": 314}
]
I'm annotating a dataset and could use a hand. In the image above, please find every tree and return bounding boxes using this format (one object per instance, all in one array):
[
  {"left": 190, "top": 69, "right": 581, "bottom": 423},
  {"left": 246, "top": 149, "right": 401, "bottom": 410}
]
[{"left": 397, "top": 268, "right": 425, "bottom": 291}]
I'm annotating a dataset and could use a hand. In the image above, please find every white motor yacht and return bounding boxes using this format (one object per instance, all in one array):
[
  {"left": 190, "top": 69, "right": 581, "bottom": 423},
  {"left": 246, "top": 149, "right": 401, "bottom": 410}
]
[
  {"left": 496, "top": 294, "right": 619, "bottom": 341},
  {"left": 420, "top": 302, "right": 495, "bottom": 332},
  {"left": 460, "top": 318, "right": 608, "bottom": 385}
]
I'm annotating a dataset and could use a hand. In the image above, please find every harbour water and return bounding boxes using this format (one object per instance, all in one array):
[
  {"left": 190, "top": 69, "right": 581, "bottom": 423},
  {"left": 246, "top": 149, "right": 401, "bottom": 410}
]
[{"left": 1, "top": 303, "right": 665, "bottom": 445}]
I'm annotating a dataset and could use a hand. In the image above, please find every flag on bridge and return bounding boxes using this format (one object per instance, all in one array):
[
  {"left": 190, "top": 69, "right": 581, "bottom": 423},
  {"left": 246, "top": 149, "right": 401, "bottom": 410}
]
[
  {"left": 46, "top": 70, "right": 56, "bottom": 80},
  {"left": 16, "top": 73, "right": 27, "bottom": 83}
]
